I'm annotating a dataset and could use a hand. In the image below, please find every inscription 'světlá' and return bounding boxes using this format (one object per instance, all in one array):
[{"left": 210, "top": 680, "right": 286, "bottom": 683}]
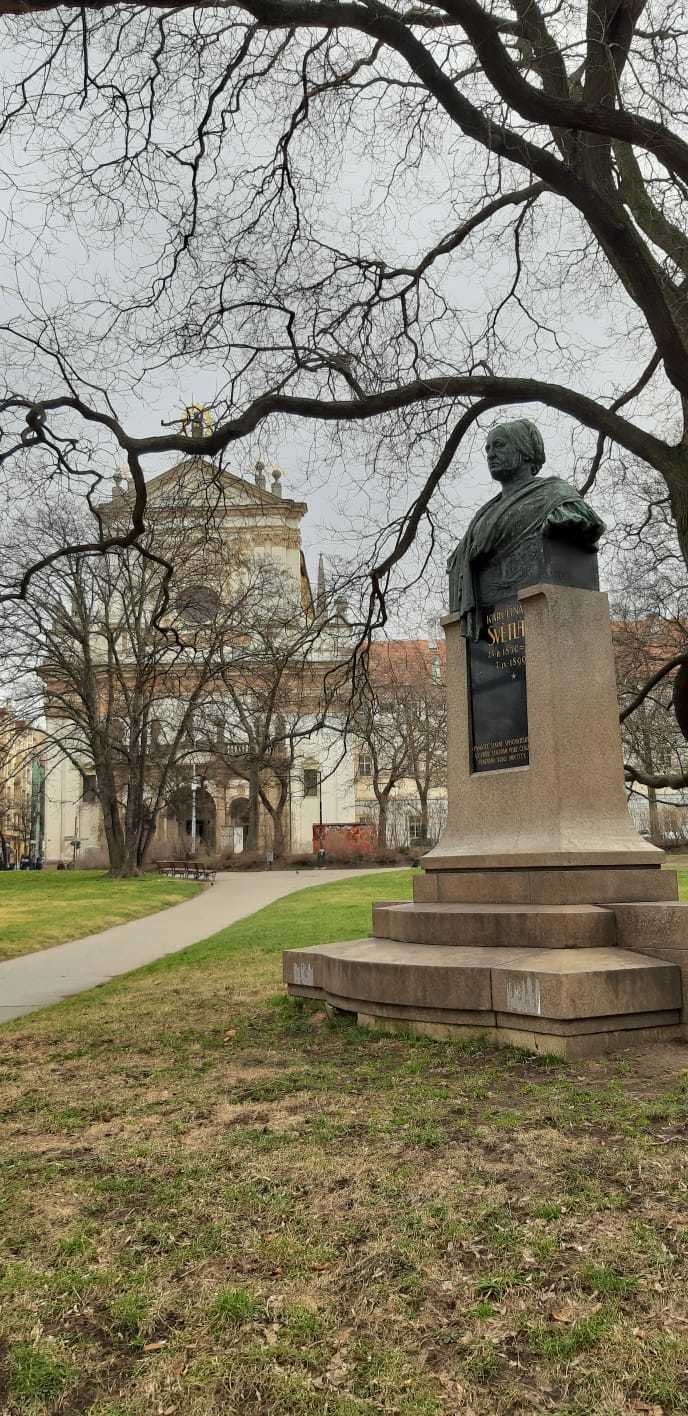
[{"left": 468, "top": 600, "right": 528, "bottom": 773}]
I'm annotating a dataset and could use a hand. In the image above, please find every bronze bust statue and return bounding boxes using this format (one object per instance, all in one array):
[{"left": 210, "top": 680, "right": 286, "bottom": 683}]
[{"left": 448, "top": 418, "right": 605, "bottom": 638}]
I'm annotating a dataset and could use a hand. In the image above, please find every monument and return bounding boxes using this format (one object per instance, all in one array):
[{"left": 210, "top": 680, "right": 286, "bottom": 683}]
[{"left": 284, "top": 418, "right": 688, "bottom": 1057}]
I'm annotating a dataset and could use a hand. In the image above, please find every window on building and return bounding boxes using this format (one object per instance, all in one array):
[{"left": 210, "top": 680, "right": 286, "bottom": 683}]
[
  {"left": 303, "top": 767, "right": 319, "bottom": 798},
  {"left": 408, "top": 813, "right": 424, "bottom": 847},
  {"left": 176, "top": 583, "right": 221, "bottom": 626},
  {"left": 357, "top": 750, "right": 373, "bottom": 778},
  {"left": 82, "top": 774, "right": 97, "bottom": 803}
]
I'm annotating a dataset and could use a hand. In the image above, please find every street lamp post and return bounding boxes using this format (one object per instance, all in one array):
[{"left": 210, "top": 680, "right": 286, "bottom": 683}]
[{"left": 190, "top": 776, "right": 200, "bottom": 855}]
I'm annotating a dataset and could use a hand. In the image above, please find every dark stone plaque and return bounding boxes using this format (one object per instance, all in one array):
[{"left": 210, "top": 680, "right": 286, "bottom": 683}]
[{"left": 468, "top": 599, "right": 528, "bottom": 772}]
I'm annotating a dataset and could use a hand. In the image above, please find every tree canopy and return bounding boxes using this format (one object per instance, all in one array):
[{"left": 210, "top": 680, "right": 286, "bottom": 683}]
[{"left": 1, "top": 0, "right": 688, "bottom": 640}]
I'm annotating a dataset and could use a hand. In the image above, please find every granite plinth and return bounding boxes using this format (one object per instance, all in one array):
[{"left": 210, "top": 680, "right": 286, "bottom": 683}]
[
  {"left": 612, "top": 900, "right": 688, "bottom": 1025},
  {"left": 413, "top": 866, "right": 677, "bottom": 906},
  {"left": 373, "top": 902, "right": 616, "bottom": 950},
  {"left": 613, "top": 901, "right": 688, "bottom": 952},
  {"left": 356, "top": 1016, "right": 682, "bottom": 1059},
  {"left": 281, "top": 582, "right": 682, "bottom": 1058},
  {"left": 284, "top": 938, "right": 682, "bottom": 1059},
  {"left": 424, "top": 585, "right": 663, "bottom": 871}
]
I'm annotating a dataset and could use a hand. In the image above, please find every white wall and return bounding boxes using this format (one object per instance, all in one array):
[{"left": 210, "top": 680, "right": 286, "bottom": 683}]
[
  {"left": 290, "top": 723, "right": 356, "bottom": 851},
  {"left": 43, "top": 736, "right": 100, "bottom": 863}
]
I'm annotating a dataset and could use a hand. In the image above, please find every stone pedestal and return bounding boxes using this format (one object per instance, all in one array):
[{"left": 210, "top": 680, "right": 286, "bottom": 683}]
[
  {"left": 283, "top": 583, "right": 687, "bottom": 1058},
  {"left": 426, "top": 583, "right": 662, "bottom": 872}
]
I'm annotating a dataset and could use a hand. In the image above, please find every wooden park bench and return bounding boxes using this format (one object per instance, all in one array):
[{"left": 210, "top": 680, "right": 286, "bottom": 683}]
[{"left": 156, "top": 861, "right": 216, "bottom": 884}]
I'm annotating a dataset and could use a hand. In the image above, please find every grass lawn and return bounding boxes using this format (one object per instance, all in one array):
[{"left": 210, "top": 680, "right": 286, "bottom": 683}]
[
  {"left": 667, "top": 854, "right": 688, "bottom": 877},
  {"left": 0, "top": 870, "right": 202, "bottom": 961},
  {"left": 2, "top": 869, "right": 688, "bottom": 1415}
]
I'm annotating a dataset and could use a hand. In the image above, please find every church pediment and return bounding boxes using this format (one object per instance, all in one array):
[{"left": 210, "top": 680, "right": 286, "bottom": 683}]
[
  {"left": 145, "top": 458, "right": 304, "bottom": 510},
  {"left": 103, "top": 456, "right": 306, "bottom": 517}
]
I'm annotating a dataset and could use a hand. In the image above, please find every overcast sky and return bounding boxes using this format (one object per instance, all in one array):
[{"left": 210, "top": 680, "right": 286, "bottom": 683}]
[{"left": 0, "top": 15, "right": 663, "bottom": 628}]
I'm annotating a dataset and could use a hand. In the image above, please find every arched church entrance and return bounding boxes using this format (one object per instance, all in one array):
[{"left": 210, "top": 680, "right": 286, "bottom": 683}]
[
  {"left": 229, "top": 796, "right": 250, "bottom": 853},
  {"left": 166, "top": 784, "right": 217, "bottom": 854}
]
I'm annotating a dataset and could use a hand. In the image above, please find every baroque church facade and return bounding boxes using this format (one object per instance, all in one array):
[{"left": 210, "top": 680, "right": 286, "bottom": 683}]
[{"left": 43, "top": 453, "right": 359, "bottom": 865}]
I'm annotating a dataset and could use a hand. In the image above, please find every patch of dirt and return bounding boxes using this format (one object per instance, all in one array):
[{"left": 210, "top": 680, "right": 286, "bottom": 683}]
[
  {"left": 3, "top": 1135, "right": 97, "bottom": 1157},
  {"left": 214, "top": 1101, "right": 307, "bottom": 1130},
  {"left": 0, "top": 1339, "right": 9, "bottom": 1407},
  {"left": 595, "top": 1040, "right": 688, "bottom": 1094}
]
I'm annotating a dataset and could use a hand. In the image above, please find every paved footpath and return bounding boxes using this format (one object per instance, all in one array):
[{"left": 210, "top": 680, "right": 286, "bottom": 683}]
[{"left": 0, "top": 868, "right": 386, "bottom": 1026}]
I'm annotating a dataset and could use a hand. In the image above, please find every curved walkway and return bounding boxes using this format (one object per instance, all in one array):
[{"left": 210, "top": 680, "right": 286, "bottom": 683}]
[{"left": 0, "top": 868, "right": 387, "bottom": 1025}]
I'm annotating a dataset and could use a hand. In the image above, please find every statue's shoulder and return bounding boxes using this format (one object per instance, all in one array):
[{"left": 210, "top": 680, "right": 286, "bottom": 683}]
[
  {"left": 468, "top": 490, "right": 502, "bottom": 524},
  {"left": 539, "top": 474, "right": 578, "bottom": 492},
  {"left": 538, "top": 475, "right": 591, "bottom": 503}
]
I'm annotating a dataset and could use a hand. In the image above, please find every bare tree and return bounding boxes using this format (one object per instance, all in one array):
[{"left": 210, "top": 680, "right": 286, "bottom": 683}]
[
  {"left": 2, "top": 495, "right": 274, "bottom": 875},
  {"left": 207, "top": 588, "right": 353, "bottom": 855},
  {"left": 615, "top": 612, "right": 688, "bottom": 803},
  {"left": 0, "top": 709, "right": 42, "bottom": 866},
  {"left": 604, "top": 460, "right": 688, "bottom": 791},
  {"left": 394, "top": 643, "right": 447, "bottom": 848},
  {"left": 354, "top": 639, "right": 447, "bottom": 848},
  {"left": 2, "top": 1, "right": 688, "bottom": 642},
  {"left": 352, "top": 668, "right": 410, "bottom": 849}
]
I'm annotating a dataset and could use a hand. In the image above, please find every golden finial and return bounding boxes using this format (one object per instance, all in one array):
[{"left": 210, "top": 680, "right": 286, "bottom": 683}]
[{"left": 181, "top": 403, "right": 214, "bottom": 438}]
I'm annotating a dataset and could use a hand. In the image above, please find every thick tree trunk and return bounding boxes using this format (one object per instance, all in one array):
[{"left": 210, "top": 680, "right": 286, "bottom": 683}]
[
  {"left": 641, "top": 725, "right": 662, "bottom": 843},
  {"left": 246, "top": 767, "right": 260, "bottom": 851},
  {"left": 97, "top": 783, "right": 127, "bottom": 874},
  {"left": 259, "top": 777, "right": 289, "bottom": 857},
  {"left": 111, "top": 852, "right": 146, "bottom": 878},
  {"left": 272, "top": 810, "right": 286, "bottom": 857},
  {"left": 647, "top": 784, "right": 661, "bottom": 842},
  {"left": 668, "top": 461, "right": 688, "bottom": 573},
  {"left": 418, "top": 788, "right": 429, "bottom": 847},
  {"left": 377, "top": 797, "right": 388, "bottom": 848},
  {"left": 93, "top": 758, "right": 146, "bottom": 877}
]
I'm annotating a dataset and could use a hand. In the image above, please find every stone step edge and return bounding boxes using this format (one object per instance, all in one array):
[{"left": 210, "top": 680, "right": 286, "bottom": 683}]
[
  {"left": 287, "top": 983, "right": 680, "bottom": 1038},
  {"left": 283, "top": 940, "right": 681, "bottom": 1021},
  {"left": 376, "top": 901, "right": 614, "bottom": 914},
  {"left": 372, "top": 899, "right": 616, "bottom": 949},
  {"left": 285, "top": 939, "right": 679, "bottom": 972},
  {"left": 413, "top": 868, "right": 679, "bottom": 906}
]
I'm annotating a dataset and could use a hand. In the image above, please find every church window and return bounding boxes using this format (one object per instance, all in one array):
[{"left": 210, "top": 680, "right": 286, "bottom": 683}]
[
  {"left": 82, "top": 774, "right": 97, "bottom": 802},
  {"left": 303, "top": 767, "right": 319, "bottom": 797},
  {"left": 357, "top": 750, "right": 373, "bottom": 778},
  {"left": 176, "top": 584, "right": 221, "bottom": 625}
]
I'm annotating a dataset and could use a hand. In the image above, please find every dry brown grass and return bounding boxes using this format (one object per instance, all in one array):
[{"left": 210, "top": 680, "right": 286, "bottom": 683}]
[{"left": 1, "top": 872, "right": 688, "bottom": 1415}]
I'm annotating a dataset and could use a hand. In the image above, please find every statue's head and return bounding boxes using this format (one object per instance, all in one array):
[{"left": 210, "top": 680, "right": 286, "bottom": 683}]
[{"left": 485, "top": 418, "right": 546, "bottom": 484}]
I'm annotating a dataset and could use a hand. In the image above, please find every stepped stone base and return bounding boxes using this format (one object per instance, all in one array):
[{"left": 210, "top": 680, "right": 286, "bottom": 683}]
[
  {"left": 283, "top": 583, "right": 688, "bottom": 1059},
  {"left": 355, "top": 1015, "right": 682, "bottom": 1060},
  {"left": 284, "top": 936, "right": 682, "bottom": 1059},
  {"left": 414, "top": 865, "right": 678, "bottom": 905},
  {"left": 614, "top": 902, "right": 688, "bottom": 1027},
  {"left": 373, "top": 902, "right": 616, "bottom": 950},
  {"left": 283, "top": 884, "right": 688, "bottom": 1058}
]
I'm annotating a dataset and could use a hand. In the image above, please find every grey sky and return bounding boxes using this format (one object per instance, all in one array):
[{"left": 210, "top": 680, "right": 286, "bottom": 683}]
[{"left": 0, "top": 12, "right": 667, "bottom": 624}]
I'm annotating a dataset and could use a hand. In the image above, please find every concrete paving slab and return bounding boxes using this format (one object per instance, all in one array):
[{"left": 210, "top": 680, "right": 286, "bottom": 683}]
[{"left": 0, "top": 869, "right": 387, "bottom": 1024}]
